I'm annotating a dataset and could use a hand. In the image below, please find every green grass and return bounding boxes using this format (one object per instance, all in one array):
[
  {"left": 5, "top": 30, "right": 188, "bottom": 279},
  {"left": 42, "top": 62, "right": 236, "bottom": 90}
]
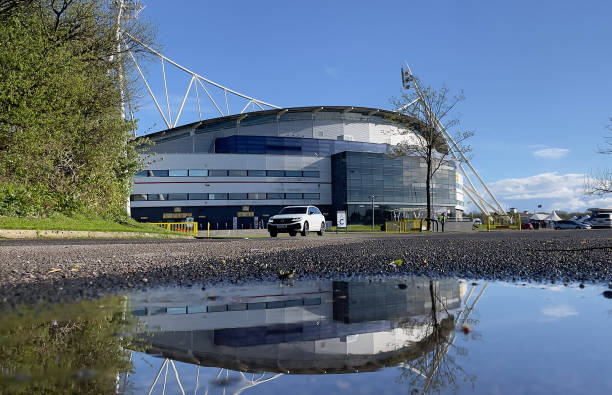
[
  {"left": 0, "top": 213, "right": 181, "bottom": 235},
  {"left": 330, "top": 224, "right": 383, "bottom": 232}
]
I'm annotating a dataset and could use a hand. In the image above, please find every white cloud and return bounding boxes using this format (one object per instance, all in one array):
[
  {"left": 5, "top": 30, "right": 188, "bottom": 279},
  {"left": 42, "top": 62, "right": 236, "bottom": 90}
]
[
  {"left": 532, "top": 147, "right": 569, "bottom": 159},
  {"left": 488, "top": 172, "right": 612, "bottom": 212},
  {"left": 489, "top": 172, "right": 584, "bottom": 200},
  {"left": 541, "top": 305, "right": 578, "bottom": 318}
]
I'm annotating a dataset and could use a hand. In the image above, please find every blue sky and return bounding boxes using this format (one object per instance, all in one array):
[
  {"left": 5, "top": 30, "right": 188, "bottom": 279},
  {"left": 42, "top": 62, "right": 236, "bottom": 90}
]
[{"left": 132, "top": 0, "right": 612, "bottom": 213}]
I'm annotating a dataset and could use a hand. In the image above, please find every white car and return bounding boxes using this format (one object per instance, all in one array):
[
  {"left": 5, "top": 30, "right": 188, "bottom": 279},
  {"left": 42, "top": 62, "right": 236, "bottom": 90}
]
[
  {"left": 554, "top": 220, "right": 591, "bottom": 230},
  {"left": 268, "top": 206, "right": 326, "bottom": 237},
  {"left": 590, "top": 213, "right": 612, "bottom": 228}
]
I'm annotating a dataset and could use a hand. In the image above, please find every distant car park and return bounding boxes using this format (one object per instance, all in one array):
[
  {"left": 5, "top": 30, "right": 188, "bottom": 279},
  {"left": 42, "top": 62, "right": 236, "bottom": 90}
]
[
  {"left": 554, "top": 220, "right": 592, "bottom": 230},
  {"left": 590, "top": 213, "right": 612, "bottom": 228}
]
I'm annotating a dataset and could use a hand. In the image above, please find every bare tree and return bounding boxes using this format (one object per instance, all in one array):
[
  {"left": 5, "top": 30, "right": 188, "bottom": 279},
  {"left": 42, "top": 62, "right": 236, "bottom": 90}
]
[
  {"left": 388, "top": 76, "right": 473, "bottom": 229},
  {"left": 585, "top": 119, "right": 612, "bottom": 195}
]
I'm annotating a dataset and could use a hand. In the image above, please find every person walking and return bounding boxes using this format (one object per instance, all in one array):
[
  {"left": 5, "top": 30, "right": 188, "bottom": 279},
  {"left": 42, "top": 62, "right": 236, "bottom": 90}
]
[{"left": 439, "top": 212, "right": 446, "bottom": 232}]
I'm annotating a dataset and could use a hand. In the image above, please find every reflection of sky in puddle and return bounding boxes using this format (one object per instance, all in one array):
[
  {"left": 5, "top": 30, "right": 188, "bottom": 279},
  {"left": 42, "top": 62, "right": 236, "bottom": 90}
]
[
  {"left": 2, "top": 277, "right": 611, "bottom": 394},
  {"left": 122, "top": 279, "right": 612, "bottom": 394}
]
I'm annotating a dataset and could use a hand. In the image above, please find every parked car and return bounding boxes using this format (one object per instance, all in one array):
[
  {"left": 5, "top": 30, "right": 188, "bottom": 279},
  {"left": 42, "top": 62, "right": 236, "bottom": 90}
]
[
  {"left": 590, "top": 213, "right": 612, "bottom": 228},
  {"left": 554, "top": 220, "right": 592, "bottom": 230},
  {"left": 268, "top": 206, "right": 326, "bottom": 237}
]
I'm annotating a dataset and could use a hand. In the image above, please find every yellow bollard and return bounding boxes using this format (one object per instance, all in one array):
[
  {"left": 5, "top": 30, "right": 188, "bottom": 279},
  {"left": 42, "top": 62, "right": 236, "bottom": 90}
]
[
  {"left": 207, "top": 222, "right": 210, "bottom": 238},
  {"left": 194, "top": 222, "right": 198, "bottom": 237},
  {"left": 517, "top": 214, "right": 521, "bottom": 231},
  {"left": 487, "top": 216, "right": 491, "bottom": 232}
]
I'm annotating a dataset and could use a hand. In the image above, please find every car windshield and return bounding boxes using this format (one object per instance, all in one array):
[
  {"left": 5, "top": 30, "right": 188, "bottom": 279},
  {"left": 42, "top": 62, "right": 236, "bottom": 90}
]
[{"left": 279, "top": 207, "right": 307, "bottom": 215}]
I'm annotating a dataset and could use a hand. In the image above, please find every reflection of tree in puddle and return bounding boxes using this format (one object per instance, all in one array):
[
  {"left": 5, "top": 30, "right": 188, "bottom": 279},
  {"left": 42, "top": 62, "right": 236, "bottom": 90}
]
[
  {"left": 397, "top": 281, "right": 486, "bottom": 394},
  {"left": 0, "top": 296, "right": 140, "bottom": 394}
]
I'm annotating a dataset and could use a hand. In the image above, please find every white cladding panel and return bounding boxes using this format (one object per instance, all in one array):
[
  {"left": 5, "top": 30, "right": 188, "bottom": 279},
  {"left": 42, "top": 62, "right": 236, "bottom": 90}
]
[
  {"left": 343, "top": 120, "right": 369, "bottom": 142},
  {"left": 148, "top": 110, "right": 420, "bottom": 154},
  {"left": 278, "top": 119, "right": 313, "bottom": 138},
  {"left": 238, "top": 122, "right": 277, "bottom": 136},
  {"left": 313, "top": 119, "right": 343, "bottom": 140}
]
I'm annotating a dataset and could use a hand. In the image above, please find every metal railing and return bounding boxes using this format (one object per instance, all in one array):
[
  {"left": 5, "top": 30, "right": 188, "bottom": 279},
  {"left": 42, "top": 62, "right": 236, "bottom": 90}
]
[
  {"left": 150, "top": 222, "right": 198, "bottom": 237},
  {"left": 485, "top": 214, "right": 522, "bottom": 231},
  {"left": 385, "top": 219, "right": 423, "bottom": 233}
]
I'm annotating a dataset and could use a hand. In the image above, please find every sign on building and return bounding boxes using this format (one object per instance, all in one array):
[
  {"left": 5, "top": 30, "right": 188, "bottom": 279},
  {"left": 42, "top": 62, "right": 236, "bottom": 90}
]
[{"left": 337, "top": 211, "right": 347, "bottom": 229}]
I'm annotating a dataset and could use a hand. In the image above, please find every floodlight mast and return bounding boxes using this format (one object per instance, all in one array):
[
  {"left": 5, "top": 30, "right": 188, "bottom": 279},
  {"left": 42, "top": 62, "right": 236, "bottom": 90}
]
[{"left": 400, "top": 62, "right": 505, "bottom": 216}]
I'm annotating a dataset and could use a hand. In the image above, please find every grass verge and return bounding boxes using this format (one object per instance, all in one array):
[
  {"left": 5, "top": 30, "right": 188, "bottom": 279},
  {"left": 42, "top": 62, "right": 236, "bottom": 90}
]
[
  {"left": 330, "top": 225, "right": 383, "bottom": 232},
  {"left": 0, "top": 214, "right": 181, "bottom": 235}
]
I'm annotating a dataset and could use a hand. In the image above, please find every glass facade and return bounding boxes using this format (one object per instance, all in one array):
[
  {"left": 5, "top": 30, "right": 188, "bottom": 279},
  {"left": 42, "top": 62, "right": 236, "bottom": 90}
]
[
  {"left": 215, "top": 135, "right": 389, "bottom": 156},
  {"left": 332, "top": 152, "right": 457, "bottom": 224}
]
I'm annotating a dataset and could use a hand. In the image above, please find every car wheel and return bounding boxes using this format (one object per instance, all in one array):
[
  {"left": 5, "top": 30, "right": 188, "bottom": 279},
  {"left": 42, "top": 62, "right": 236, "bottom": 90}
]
[
  {"left": 575, "top": 226, "right": 580, "bottom": 229},
  {"left": 301, "top": 222, "right": 309, "bottom": 236},
  {"left": 317, "top": 222, "right": 325, "bottom": 236},
  {"left": 269, "top": 231, "right": 277, "bottom": 237},
  {"left": 289, "top": 231, "right": 296, "bottom": 237},
  {"left": 555, "top": 227, "right": 560, "bottom": 230}
]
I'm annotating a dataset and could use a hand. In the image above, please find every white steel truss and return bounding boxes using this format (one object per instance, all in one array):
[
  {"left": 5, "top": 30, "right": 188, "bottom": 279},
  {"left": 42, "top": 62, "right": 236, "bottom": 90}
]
[
  {"left": 143, "top": 359, "right": 283, "bottom": 395},
  {"left": 123, "top": 33, "right": 281, "bottom": 129},
  {"left": 114, "top": 2, "right": 280, "bottom": 131},
  {"left": 400, "top": 62, "right": 506, "bottom": 216}
]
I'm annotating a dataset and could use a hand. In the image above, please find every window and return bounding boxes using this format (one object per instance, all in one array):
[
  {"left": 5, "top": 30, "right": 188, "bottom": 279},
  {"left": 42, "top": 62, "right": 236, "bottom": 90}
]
[
  {"left": 302, "top": 171, "right": 320, "bottom": 177},
  {"left": 169, "top": 170, "right": 188, "bottom": 177},
  {"left": 247, "top": 170, "right": 266, "bottom": 177},
  {"left": 228, "top": 193, "right": 247, "bottom": 200},
  {"left": 135, "top": 171, "right": 148, "bottom": 177},
  {"left": 280, "top": 206, "right": 308, "bottom": 214},
  {"left": 168, "top": 193, "right": 188, "bottom": 200},
  {"left": 147, "top": 193, "right": 168, "bottom": 201},
  {"left": 130, "top": 194, "right": 147, "bottom": 201},
  {"left": 209, "top": 170, "right": 228, "bottom": 177},
  {"left": 285, "top": 193, "right": 302, "bottom": 199},
  {"left": 267, "top": 193, "right": 283, "bottom": 199},
  {"left": 266, "top": 170, "right": 284, "bottom": 177},
  {"left": 148, "top": 170, "right": 169, "bottom": 177},
  {"left": 285, "top": 170, "right": 302, "bottom": 177},
  {"left": 189, "top": 193, "right": 208, "bottom": 200},
  {"left": 188, "top": 169, "right": 208, "bottom": 177},
  {"left": 303, "top": 193, "right": 320, "bottom": 199},
  {"left": 228, "top": 170, "right": 247, "bottom": 177},
  {"left": 248, "top": 193, "right": 266, "bottom": 200},
  {"left": 209, "top": 193, "right": 228, "bottom": 200}
]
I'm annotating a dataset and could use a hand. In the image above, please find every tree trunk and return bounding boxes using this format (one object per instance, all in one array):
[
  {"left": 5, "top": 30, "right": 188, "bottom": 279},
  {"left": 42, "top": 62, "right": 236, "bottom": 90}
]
[{"left": 426, "top": 152, "right": 432, "bottom": 231}]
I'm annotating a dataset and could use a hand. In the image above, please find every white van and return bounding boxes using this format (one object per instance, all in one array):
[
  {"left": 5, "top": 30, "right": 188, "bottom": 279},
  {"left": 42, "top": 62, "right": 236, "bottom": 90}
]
[{"left": 590, "top": 213, "right": 612, "bottom": 228}]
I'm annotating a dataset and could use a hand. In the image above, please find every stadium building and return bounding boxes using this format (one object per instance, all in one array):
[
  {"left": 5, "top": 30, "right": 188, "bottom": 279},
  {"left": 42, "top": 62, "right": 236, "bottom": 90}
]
[{"left": 130, "top": 106, "right": 464, "bottom": 229}]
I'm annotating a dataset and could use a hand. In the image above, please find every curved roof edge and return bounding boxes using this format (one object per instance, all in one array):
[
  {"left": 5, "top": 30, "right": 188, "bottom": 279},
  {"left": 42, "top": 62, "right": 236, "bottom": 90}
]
[{"left": 140, "top": 105, "right": 401, "bottom": 139}]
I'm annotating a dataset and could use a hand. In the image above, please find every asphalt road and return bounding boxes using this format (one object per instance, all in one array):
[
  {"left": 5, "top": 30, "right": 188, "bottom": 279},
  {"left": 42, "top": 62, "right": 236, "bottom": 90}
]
[{"left": 1, "top": 229, "right": 611, "bottom": 306}]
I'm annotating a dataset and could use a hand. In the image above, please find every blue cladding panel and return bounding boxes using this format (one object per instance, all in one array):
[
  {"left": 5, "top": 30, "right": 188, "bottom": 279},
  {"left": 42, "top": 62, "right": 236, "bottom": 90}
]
[{"left": 215, "top": 136, "right": 388, "bottom": 156}]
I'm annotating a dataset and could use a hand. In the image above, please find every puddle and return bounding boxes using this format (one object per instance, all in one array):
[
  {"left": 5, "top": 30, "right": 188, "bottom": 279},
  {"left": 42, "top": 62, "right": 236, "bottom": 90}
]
[{"left": 1, "top": 276, "right": 611, "bottom": 394}]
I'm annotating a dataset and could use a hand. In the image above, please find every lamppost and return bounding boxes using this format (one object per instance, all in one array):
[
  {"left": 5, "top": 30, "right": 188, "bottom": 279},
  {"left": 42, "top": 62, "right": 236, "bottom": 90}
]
[{"left": 368, "top": 194, "right": 376, "bottom": 230}]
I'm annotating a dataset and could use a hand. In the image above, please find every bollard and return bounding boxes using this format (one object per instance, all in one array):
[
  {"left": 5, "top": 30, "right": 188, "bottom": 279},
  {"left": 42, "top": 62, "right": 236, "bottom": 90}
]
[
  {"left": 487, "top": 216, "right": 491, "bottom": 232},
  {"left": 207, "top": 222, "right": 210, "bottom": 238}
]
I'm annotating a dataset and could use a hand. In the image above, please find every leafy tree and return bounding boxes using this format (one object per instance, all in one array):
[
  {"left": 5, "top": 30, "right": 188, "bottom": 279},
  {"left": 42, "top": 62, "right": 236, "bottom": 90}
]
[
  {"left": 388, "top": 76, "right": 473, "bottom": 229},
  {"left": 0, "top": 0, "right": 153, "bottom": 219},
  {"left": 0, "top": 296, "right": 140, "bottom": 394}
]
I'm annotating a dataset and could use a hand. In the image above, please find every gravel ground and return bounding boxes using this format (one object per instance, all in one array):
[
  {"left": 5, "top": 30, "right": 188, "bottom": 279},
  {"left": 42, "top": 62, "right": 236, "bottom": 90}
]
[{"left": 1, "top": 229, "right": 611, "bottom": 306}]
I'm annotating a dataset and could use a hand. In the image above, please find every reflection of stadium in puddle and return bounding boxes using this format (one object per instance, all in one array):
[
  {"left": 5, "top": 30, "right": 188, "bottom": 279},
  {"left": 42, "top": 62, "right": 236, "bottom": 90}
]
[{"left": 129, "top": 277, "right": 466, "bottom": 375}]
